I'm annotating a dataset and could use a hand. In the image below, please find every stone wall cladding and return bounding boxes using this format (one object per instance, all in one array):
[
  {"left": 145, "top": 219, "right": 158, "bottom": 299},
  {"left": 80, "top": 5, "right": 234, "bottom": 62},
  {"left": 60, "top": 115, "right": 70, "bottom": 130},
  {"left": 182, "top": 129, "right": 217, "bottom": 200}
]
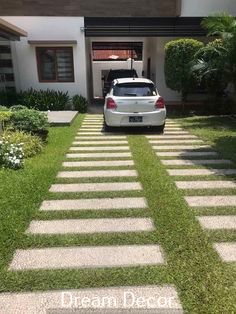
[{"left": 0, "top": 0, "right": 181, "bottom": 17}]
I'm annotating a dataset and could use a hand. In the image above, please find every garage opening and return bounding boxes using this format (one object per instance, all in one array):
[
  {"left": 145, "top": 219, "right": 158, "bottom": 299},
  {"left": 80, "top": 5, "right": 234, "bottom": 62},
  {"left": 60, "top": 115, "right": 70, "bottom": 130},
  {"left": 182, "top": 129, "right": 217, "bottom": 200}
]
[{"left": 91, "top": 41, "right": 143, "bottom": 99}]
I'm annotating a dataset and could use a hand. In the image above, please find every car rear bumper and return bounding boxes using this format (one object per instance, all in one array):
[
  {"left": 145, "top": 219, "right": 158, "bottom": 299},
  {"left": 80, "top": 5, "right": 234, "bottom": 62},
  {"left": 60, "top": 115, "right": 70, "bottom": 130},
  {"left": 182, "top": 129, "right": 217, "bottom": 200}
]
[{"left": 104, "top": 109, "right": 166, "bottom": 127}]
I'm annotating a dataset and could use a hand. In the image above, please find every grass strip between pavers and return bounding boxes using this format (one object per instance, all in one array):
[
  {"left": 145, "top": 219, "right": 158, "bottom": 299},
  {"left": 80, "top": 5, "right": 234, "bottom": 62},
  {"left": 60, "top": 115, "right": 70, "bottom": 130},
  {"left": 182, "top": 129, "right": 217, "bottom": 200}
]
[{"left": 129, "top": 135, "right": 235, "bottom": 313}]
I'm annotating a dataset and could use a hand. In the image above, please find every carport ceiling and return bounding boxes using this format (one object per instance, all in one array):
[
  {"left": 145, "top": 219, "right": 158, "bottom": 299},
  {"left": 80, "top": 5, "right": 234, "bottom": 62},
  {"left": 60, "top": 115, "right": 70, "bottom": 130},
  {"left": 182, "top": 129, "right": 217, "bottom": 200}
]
[{"left": 84, "top": 17, "right": 206, "bottom": 37}]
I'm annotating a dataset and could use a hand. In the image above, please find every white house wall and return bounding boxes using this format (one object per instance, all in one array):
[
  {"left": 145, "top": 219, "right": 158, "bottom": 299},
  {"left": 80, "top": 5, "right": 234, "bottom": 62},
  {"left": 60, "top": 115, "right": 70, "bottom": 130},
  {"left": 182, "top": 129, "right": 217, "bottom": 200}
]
[
  {"left": 2, "top": 17, "right": 88, "bottom": 98},
  {"left": 181, "top": 0, "right": 236, "bottom": 17}
]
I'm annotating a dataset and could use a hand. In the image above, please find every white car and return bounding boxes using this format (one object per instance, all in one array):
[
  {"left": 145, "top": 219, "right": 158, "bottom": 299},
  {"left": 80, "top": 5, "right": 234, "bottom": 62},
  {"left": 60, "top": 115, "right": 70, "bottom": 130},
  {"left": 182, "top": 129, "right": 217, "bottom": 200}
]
[{"left": 104, "top": 78, "right": 166, "bottom": 132}]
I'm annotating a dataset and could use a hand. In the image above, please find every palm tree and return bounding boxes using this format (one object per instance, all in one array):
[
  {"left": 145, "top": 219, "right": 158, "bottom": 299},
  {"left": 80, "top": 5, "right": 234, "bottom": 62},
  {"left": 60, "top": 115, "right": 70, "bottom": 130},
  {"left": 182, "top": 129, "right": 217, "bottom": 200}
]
[{"left": 200, "top": 13, "right": 236, "bottom": 89}]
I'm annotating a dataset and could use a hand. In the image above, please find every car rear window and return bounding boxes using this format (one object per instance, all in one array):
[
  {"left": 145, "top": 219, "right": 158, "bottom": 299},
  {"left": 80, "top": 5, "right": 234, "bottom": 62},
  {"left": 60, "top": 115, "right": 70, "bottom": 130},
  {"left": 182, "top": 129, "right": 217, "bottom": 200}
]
[
  {"left": 107, "top": 70, "right": 138, "bottom": 81},
  {"left": 113, "top": 83, "right": 157, "bottom": 97}
]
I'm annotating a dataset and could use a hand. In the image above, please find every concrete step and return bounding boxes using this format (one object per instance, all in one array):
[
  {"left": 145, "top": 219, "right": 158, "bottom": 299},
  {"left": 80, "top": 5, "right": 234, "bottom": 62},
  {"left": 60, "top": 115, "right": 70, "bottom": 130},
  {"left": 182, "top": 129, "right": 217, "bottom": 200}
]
[
  {"left": 57, "top": 169, "right": 137, "bottom": 178},
  {"left": 26, "top": 217, "right": 155, "bottom": 234},
  {"left": 175, "top": 180, "right": 236, "bottom": 190},
  {"left": 66, "top": 152, "right": 132, "bottom": 158},
  {"left": 40, "top": 197, "right": 148, "bottom": 211},
  {"left": 0, "top": 286, "right": 183, "bottom": 313},
  {"left": 63, "top": 160, "right": 134, "bottom": 167},
  {"left": 50, "top": 182, "right": 142, "bottom": 193},
  {"left": 185, "top": 195, "right": 236, "bottom": 207},
  {"left": 197, "top": 216, "right": 236, "bottom": 230},
  {"left": 168, "top": 169, "right": 236, "bottom": 176},
  {"left": 213, "top": 243, "right": 236, "bottom": 262},
  {"left": 9, "top": 245, "right": 164, "bottom": 271}
]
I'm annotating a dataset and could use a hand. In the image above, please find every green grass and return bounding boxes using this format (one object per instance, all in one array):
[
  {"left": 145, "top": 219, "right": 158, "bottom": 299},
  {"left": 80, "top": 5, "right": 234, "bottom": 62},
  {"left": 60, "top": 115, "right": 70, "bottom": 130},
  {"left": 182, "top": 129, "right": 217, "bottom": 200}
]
[{"left": 0, "top": 114, "right": 235, "bottom": 313}]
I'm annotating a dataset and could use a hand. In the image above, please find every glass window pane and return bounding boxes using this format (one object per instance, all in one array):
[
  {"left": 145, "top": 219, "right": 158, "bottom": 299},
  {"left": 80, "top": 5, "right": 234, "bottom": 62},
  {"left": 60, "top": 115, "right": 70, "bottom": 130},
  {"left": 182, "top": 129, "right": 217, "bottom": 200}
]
[
  {"left": 56, "top": 49, "right": 74, "bottom": 82},
  {"left": 113, "top": 83, "right": 157, "bottom": 97},
  {"left": 38, "top": 48, "right": 56, "bottom": 80}
]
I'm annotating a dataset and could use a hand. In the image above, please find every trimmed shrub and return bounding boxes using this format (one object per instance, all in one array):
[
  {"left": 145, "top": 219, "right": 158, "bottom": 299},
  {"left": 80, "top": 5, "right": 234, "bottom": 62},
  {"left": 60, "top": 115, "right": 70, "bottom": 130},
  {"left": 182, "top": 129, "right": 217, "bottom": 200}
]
[
  {"left": 0, "top": 111, "right": 12, "bottom": 132},
  {"left": 10, "top": 105, "right": 28, "bottom": 111},
  {"left": 0, "top": 90, "right": 20, "bottom": 107},
  {"left": 72, "top": 95, "right": 88, "bottom": 113},
  {"left": 165, "top": 39, "right": 204, "bottom": 102},
  {"left": 0, "top": 105, "right": 9, "bottom": 111},
  {"left": 20, "top": 89, "right": 70, "bottom": 110},
  {"left": 3, "top": 130, "right": 43, "bottom": 158},
  {"left": 10, "top": 109, "right": 49, "bottom": 141},
  {"left": 0, "top": 89, "right": 70, "bottom": 110}
]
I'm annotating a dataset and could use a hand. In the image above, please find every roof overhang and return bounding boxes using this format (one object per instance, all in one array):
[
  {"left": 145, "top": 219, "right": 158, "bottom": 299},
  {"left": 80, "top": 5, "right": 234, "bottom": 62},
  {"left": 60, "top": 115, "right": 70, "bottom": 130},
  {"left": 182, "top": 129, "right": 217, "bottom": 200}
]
[
  {"left": 28, "top": 40, "right": 77, "bottom": 45},
  {"left": 84, "top": 17, "right": 206, "bottom": 37},
  {"left": 0, "top": 18, "right": 27, "bottom": 41}
]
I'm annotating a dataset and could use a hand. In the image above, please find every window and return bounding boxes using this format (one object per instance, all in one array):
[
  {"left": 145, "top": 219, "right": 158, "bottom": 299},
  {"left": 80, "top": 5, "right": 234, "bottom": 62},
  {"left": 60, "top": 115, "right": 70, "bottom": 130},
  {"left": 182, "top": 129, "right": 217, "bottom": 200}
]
[
  {"left": 36, "top": 47, "right": 74, "bottom": 82},
  {"left": 113, "top": 83, "right": 157, "bottom": 97}
]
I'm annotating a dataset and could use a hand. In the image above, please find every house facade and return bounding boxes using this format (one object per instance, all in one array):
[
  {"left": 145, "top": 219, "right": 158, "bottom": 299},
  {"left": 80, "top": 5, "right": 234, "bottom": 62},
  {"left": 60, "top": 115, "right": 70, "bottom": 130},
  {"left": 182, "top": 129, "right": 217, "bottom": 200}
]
[{"left": 0, "top": 0, "right": 236, "bottom": 102}]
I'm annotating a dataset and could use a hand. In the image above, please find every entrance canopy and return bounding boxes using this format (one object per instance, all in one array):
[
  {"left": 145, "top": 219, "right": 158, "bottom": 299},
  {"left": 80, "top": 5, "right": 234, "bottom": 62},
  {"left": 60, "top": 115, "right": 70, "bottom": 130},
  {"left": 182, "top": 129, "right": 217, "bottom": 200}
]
[
  {"left": 0, "top": 18, "right": 27, "bottom": 41},
  {"left": 85, "top": 17, "right": 206, "bottom": 37}
]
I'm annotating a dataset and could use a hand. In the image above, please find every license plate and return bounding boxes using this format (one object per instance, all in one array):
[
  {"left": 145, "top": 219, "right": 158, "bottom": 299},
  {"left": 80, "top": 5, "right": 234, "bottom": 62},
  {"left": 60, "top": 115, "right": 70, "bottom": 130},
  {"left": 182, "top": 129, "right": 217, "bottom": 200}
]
[{"left": 129, "top": 116, "right": 143, "bottom": 123}]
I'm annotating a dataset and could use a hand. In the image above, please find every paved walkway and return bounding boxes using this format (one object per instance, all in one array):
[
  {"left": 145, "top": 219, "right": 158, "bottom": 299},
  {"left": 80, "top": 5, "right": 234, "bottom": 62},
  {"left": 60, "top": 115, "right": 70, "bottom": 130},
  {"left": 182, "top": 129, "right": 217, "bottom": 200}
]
[
  {"left": 147, "top": 120, "right": 236, "bottom": 264},
  {"left": 47, "top": 111, "right": 78, "bottom": 126},
  {"left": 2, "top": 115, "right": 183, "bottom": 313}
]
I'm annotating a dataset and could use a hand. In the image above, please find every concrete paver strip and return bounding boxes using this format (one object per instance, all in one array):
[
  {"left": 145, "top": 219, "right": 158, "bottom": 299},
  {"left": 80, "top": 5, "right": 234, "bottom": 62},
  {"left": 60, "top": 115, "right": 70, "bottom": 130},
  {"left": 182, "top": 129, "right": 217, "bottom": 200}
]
[
  {"left": 164, "top": 131, "right": 189, "bottom": 135},
  {"left": 69, "top": 146, "right": 130, "bottom": 151},
  {"left": 156, "top": 151, "right": 218, "bottom": 157},
  {"left": 185, "top": 196, "right": 236, "bottom": 207},
  {"left": 26, "top": 218, "right": 155, "bottom": 234},
  {"left": 168, "top": 169, "right": 236, "bottom": 176},
  {"left": 153, "top": 145, "right": 211, "bottom": 150},
  {"left": 197, "top": 216, "right": 236, "bottom": 230},
  {"left": 72, "top": 140, "right": 128, "bottom": 145},
  {"left": 162, "top": 159, "right": 232, "bottom": 166},
  {"left": 66, "top": 152, "right": 132, "bottom": 158},
  {"left": 9, "top": 245, "right": 164, "bottom": 270},
  {"left": 150, "top": 140, "right": 203, "bottom": 144},
  {"left": 63, "top": 160, "right": 134, "bottom": 167},
  {"left": 40, "top": 197, "right": 148, "bottom": 211},
  {"left": 213, "top": 243, "right": 236, "bottom": 262},
  {"left": 57, "top": 170, "right": 137, "bottom": 178},
  {"left": 0, "top": 285, "right": 183, "bottom": 313},
  {"left": 75, "top": 136, "right": 127, "bottom": 140},
  {"left": 147, "top": 135, "right": 197, "bottom": 139},
  {"left": 50, "top": 182, "right": 142, "bottom": 192},
  {"left": 175, "top": 180, "right": 236, "bottom": 189}
]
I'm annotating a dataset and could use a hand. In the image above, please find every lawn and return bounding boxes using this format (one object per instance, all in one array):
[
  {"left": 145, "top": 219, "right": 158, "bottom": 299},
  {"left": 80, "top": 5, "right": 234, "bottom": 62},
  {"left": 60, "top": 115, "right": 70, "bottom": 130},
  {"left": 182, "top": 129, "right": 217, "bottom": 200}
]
[{"left": 0, "top": 114, "right": 235, "bottom": 313}]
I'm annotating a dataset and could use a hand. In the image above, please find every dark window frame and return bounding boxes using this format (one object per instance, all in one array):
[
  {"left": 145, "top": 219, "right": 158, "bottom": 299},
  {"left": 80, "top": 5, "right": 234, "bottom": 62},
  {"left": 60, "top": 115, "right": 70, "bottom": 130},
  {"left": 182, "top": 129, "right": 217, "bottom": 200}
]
[{"left": 36, "top": 47, "right": 75, "bottom": 83}]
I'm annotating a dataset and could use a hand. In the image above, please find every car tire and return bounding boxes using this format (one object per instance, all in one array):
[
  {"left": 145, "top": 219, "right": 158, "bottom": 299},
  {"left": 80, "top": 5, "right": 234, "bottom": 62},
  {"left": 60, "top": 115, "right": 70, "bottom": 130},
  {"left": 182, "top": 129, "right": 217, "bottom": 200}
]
[
  {"left": 154, "top": 123, "right": 165, "bottom": 134},
  {"left": 103, "top": 120, "right": 110, "bottom": 132}
]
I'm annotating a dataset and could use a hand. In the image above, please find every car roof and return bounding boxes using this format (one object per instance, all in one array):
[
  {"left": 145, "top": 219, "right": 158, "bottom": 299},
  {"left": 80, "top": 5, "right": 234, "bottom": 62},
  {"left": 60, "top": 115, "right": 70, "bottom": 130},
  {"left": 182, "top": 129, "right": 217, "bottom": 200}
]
[{"left": 114, "top": 78, "right": 154, "bottom": 84}]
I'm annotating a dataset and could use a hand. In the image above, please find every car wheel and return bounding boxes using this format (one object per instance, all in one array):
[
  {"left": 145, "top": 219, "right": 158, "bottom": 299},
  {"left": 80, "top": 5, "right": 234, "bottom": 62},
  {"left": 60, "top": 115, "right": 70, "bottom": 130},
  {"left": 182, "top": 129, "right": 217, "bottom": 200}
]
[
  {"left": 154, "top": 123, "right": 165, "bottom": 134},
  {"left": 103, "top": 120, "right": 110, "bottom": 132}
]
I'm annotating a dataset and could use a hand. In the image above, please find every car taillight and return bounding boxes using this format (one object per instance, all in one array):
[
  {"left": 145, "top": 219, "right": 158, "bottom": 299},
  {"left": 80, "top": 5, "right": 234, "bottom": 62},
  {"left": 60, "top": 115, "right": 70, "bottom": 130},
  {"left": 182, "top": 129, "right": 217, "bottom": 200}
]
[
  {"left": 155, "top": 97, "right": 165, "bottom": 109},
  {"left": 106, "top": 98, "right": 117, "bottom": 110}
]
